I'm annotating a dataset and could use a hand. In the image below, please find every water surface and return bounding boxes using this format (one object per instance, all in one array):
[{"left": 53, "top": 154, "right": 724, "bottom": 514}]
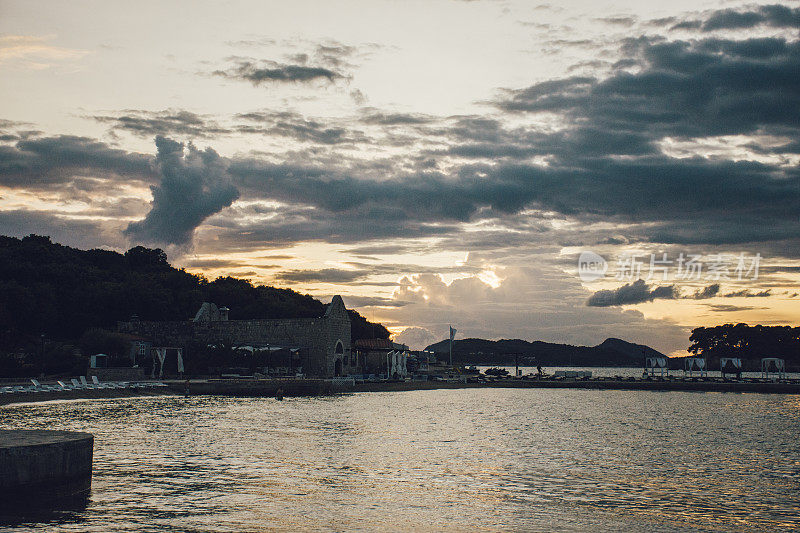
[{"left": 1, "top": 389, "right": 798, "bottom": 532}]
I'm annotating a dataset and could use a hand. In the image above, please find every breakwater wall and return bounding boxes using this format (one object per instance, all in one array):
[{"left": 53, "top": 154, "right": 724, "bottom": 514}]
[
  {"left": 0, "top": 430, "right": 93, "bottom": 505},
  {"left": 168, "top": 377, "right": 800, "bottom": 396}
]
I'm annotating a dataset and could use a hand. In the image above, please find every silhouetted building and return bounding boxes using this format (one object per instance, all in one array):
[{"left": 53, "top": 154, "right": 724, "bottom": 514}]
[{"left": 118, "top": 296, "right": 352, "bottom": 377}]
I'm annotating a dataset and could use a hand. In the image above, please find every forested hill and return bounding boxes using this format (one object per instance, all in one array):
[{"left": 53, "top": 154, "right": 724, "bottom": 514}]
[
  {"left": 0, "top": 235, "right": 389, "bottom": 348},
  {"left": 425, "top": 337, "right": 666, "bottom": 367}
]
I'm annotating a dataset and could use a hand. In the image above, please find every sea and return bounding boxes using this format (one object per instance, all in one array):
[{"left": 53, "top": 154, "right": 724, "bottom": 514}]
[{"left": 1, "top": 382, "right": 799, "bottom": 532}]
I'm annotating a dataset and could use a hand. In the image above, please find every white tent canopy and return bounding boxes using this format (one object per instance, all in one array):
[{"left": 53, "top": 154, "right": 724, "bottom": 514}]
[
  {"left": 761, "top": 358, "right": 786, "bottom": 379},
  {"left": 720, "top": 357, "right": 742, "bottom": 375},
  {"left": 151, "top": 347, "right": 184, "bottom": 378},
  {"left": 684, "top": 357, "right": 707, "bottom": 377},
  {"left": 645, "top": 357, "right": 668, "bottom": 377},
  {"left": 386, "top": 350, "right": 409, "bottom": 379}
]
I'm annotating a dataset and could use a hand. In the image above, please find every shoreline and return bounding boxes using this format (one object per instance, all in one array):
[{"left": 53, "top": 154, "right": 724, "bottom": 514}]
[
  {"left": 3, "top": 377, "right": 800, "bottom": 407},
  {"left": 0, "top": 387, "right": 175, "bottom": 407}
]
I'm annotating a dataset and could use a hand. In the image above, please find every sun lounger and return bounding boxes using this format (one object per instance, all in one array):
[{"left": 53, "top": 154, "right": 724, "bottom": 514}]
[
  {"left": 90, "top": 375, "right": 115, "bottom": 388},
  {"left": 71, "top": 378, "right": 84, "bottom": 389}
]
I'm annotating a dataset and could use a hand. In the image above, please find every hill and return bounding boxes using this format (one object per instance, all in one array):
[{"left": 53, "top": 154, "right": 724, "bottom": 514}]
[
  {"left": 425, "top": 337, "right": 665, "bottom": 367},
  {"left": 0, "top": 234, "right": 389, "bottom": 350}
]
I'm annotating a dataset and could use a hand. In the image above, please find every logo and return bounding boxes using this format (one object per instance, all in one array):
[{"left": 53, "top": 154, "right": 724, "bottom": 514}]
[{"left": 578, "top": 251, "right": 608, "bottom": 282}]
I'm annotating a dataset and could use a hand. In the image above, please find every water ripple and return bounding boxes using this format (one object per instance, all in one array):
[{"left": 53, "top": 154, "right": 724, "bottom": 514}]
[{"left": 1, "top": 389, "right": 798, "bottom": 531}]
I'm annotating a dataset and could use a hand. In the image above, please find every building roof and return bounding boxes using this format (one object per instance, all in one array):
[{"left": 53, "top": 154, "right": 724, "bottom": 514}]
[{"left": 353, "top": 338, "right": 395, "bottom": 350}]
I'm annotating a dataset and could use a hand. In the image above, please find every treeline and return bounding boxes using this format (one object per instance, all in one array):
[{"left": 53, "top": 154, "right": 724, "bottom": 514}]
[
  {"left": 686, "top": 324, "right": 800, "bottom": 365},
  {"left": 0, "top": 235, "right": 389, "bottom": 376}
]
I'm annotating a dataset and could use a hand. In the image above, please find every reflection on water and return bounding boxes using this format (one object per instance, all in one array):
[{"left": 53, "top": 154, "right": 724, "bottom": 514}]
[{"left": 1, "top": 390, "right": 799, "bottom": 532}]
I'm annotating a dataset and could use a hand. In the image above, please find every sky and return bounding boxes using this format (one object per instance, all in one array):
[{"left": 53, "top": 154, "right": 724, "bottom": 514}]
[{"left": 1, "top": 0, "right": 798, "bottom": 355}]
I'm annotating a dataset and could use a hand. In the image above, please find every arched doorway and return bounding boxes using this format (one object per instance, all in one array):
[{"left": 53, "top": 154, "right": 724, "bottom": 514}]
[{"left": 333, "top": 340, "right": 344, "bottom": 376}]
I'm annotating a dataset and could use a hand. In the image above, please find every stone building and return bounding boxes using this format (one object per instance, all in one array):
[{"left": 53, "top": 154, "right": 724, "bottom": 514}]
[
  {"left": 353, "top": 338, "right": 409, "bottom": 378},
  {"left": 117, "top": 295, "right": 353, "bottom": 377}
]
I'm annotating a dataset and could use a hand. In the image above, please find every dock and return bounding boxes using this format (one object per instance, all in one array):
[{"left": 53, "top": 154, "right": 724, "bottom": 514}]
[{"left": 0, "top": 430, "right": 93, "bottom": 506}]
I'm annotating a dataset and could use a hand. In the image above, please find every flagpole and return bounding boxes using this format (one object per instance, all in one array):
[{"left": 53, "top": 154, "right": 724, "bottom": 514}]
[
  {"left": 449, "top": 331, "right": 452, "bottom": 367},
  {"left": 449, "top": 325, "right": 454, "bottom": 368}
]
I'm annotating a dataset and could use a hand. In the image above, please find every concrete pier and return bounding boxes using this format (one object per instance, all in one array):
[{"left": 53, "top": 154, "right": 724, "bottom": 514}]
[{"left": 0, "top": 430, "right": 93, "bottom": 505}]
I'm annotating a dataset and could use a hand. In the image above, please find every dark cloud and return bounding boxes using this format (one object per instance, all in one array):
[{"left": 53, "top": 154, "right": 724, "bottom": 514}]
[
  {"left": 90, "top": 109, "right": 230, "bottom": 138},
  {"left": 212, "top": 61, "right": 344, "bottom": 85},
  {"left": 498, "top": 36, "right": 800, "bottom": 139},
  {"left": 0, "top": 135, "right": 154, "bottom": 188},
  {"left": 0, "top": 209, "right": 126, "bottom": 250},
  {"left": 274, "top": 268, "right": 367, "bottom": 284},
  {"left": 698, "top": 5, "right": 800, "bottom": 31},
  {"left": 587, "top": 279, "right": 677, "bottom": 307},
  {"left": 124, "top": 136, "right": 239, "bottom": 247},
  {"left": 0, "top": 119, "right": 41, "bottom": 142},
  {"left": 312, "top": 43, "right": 357, "bottom": 68},
  {"left": 359, "top": 110, "right": 436, "bottom": 126},
  {"left": 235, "top": 111, "right": 367, "bottom": 144},
  {"left": 223, "top": 150, "right": 798, "bottom": 251},
  {"left": 598, "top": 16, "right": 637, "bottom": 27},
  {"left": 722, "top": 289, "right": 772, "bottom": 298},
  {"left": 706, "top": 304, "right": 764, "bottom": 312},
  {"left": 689, "top": 284, "right": 720, "bottom": 299}
]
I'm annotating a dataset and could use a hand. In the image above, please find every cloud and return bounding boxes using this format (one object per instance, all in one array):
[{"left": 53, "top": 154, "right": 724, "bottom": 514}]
[
  {"left": 212, "top": 60, "right": 344, "bottom": 85},
  {"left": 497, "top": 36, "right": 800, "bottom": 139},
  {"left": 0, "top": 135, "right": 154, "bottom": 187},
  {"left": 0, "top": 209, "right": 127, "bottom": 250},
  {"left": 706, "top": 304, "right": 763, "bottom": 312},
  {"left": 234, "top": 111, "right": 367, "bottom": 144},
  {"left": 0, "top": 34, "right": 88, "bottom": 69},
  {"left": 587, "top": 280, "right": 678, "bottom": 307},
  {"left": 340, "top": 295, "right": 409, "bottom": 308},
  {"left": 90, "top": 109, "right": 230, "bottom": 138},
  {"left": 359, "top": 109, "right": 436, "bottom": 126},
  {"left": 690, "top": 5, "right": 800, "bottom": 32},
  {"left": 722, "top": 289, "right": 772, "bottom": 298},
  {"left": 181, "top": 258, "right": 256, "bottom": 269},
  {"left": 274, "top": 268, "right": 367, "bottom": 284},
  {"left": 375, "top": 266, "right": 690, "bottom": 355},
  {"left": 689, "top": 284, "right": 720, "bottom": 299},
  {"left": 124, "top": 136, "right": 239, "bottom": 247},
  {"left": 393, "top": 326, "right": 437, "bottom": 350}
]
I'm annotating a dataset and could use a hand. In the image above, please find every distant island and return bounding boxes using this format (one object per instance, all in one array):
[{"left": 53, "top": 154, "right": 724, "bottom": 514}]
[
  {"left": 426, "top": 324, "right": 800, "bottom": 371},
  {"left": 425, "top": 337, "right": 665, "bottom": 367}
]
